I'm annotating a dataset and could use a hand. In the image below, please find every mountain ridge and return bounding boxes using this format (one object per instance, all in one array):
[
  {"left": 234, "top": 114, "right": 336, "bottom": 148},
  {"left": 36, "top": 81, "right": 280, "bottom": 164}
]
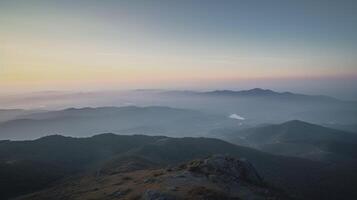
[
  {"left": 218, "top": 120, "right": 357, "bottom": 163},
  {"left": 169, "top": 88, "right": 347, "bottom": 102},
  {"left": 0, "top": 106, "right": 234, "bottom": 140},
  {"left": 0, "top": 133, "right": 347, "bottom": 200}
]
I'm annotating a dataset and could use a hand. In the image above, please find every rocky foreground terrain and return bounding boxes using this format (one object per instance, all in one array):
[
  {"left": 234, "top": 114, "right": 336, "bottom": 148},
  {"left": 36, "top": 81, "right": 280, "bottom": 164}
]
[{"left": 17, "top": 155, "right": 288, "bottom": 200}]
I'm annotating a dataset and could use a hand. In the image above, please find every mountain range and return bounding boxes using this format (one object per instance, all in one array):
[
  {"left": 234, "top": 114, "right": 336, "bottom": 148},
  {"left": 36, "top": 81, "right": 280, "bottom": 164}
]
[
  {"left": 0, "top": 89, "right": 356, "bottom": 199},
  {"left": 158, "top": 88, "right": 357, "bottom": 127},
  {"left": 0, "top": 106, "right": 235, "bottom": 140},
  {"left": 161, "top": 88, "right": 353, "bottom": 103},
  {"left": 213, "top": 120, "right": 357, "bottom": 163},
  {"left": 1, "top": 88, "right": 356, "bottom": 130},
  {"left": 1, "top": 133, "right": 357, "bottom": 200}
]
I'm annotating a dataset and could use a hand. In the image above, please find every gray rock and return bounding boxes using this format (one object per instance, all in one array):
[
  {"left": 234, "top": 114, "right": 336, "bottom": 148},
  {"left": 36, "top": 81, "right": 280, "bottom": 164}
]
[{"left": 186, "top": 155, "right": 263, "bottom": 185}]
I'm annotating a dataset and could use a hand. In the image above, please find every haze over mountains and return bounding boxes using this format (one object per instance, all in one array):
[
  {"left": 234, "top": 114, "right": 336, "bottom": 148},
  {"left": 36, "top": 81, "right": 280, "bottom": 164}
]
[
  {"left": 1, "top": 88, "right": 357, "bottom": 200},
  {"left": 213, "top": 120, "right": 357, "bottom": 163},
  {"left": 0, "top": 106, "right": 236, "bottom": 140},
  {"left": 2, "top": 0, "right": 357, "bottom": 198},
  {"left": 170, "top": 88, "right": 343, "bottom": 102},
  {"left": 1, "top": 88, "right": 356, "bottom": 132},
  {"left": 2, "top": 88, "right": 354, "bottom": 109}
]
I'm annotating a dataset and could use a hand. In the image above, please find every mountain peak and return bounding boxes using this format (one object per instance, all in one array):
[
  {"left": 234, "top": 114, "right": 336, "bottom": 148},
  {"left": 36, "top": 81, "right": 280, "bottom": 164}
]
[
  {"left": 279, "top": 120, "right": 332, "bottom": 130},
  {"left": 205, "top": 88, "right": 278, "bottom": 96},
  {"left": 242, "top": 88, "right": 276, "bottom": 95},
  {"left": 35, "top": 134, "right": 73, "bottom": 141},
  {"left": 282, "top": 120, "right": 310, "bottom": 126},
  {"left": 277, "top": 120, "right": 328, "bottom": 132},
  {"left": 249, "top": 88, "right": 272, "bottom": 92}
]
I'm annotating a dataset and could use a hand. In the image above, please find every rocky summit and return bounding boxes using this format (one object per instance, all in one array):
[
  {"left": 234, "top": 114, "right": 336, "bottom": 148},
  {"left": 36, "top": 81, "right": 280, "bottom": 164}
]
[{"left": 18, "top": 155, "right": 288, "bottom": 200}]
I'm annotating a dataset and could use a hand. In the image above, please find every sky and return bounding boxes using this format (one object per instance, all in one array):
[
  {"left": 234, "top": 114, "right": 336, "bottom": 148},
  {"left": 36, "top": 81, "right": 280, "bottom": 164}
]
[{"left": 1, "top": 0, "right": 357, "bottom": 99}]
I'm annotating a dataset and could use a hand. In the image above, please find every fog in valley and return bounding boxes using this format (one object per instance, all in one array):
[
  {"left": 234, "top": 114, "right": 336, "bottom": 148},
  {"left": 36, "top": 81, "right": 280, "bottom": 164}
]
[{"left": 1, "top": 88, "right": 356, "bottom": 140}]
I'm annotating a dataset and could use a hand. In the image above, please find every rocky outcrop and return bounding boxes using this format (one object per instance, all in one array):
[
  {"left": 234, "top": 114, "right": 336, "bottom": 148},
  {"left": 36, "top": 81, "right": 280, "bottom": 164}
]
[
  {"left": 183, "top": 155, "right": 264, "bottom": 185},
  {"left": 16, "top": 155, "right": 288, "bottom": 200}
]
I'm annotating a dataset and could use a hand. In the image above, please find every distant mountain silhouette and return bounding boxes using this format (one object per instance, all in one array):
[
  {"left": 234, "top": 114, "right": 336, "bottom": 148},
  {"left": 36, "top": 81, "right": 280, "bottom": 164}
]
[
  {"left": 161, "top": 88, "right": 342, "bottom": 100},
  {"left": 205, "top": 88, "right": 279, "bottom": 96},
  {"left": 2, "top": 88, "right": 355, "bottom": 127},
  {"left": 197, "top": 88, "right": 343, "bottom": 102},
  {"left": 0, "top": 109, "right": 41, "bottom": 123}
]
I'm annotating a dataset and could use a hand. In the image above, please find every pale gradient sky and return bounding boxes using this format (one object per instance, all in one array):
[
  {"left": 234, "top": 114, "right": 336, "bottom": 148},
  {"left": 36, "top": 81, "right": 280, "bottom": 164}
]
[{"left": 1, "top": 0, "right": 357, "bottom": 99}]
